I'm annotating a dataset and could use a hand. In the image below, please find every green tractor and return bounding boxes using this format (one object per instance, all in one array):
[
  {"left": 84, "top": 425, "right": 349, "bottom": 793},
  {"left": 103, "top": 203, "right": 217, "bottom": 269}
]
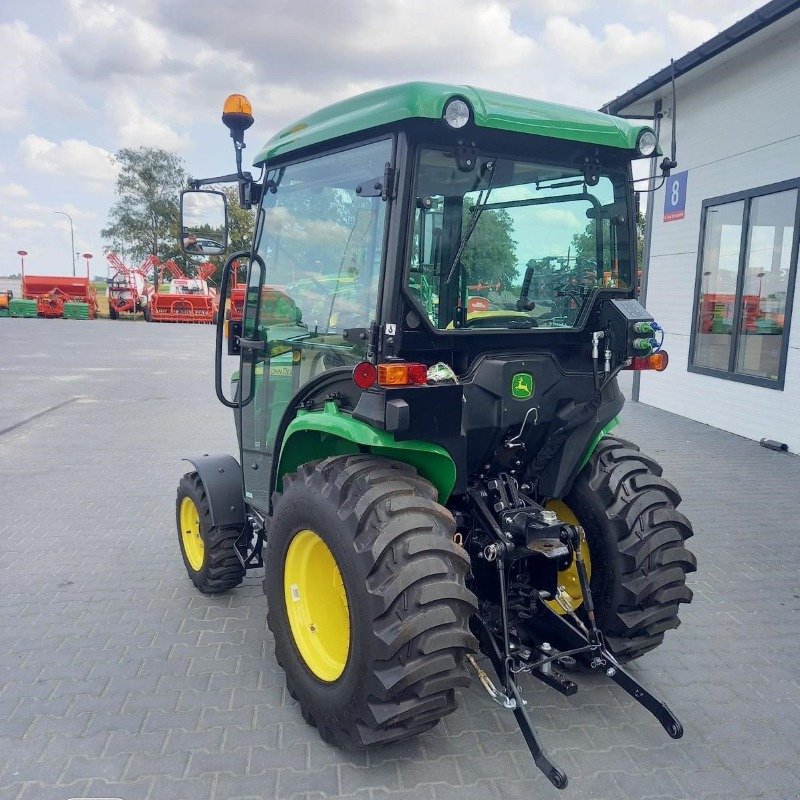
[{"left": 176, "top": 84, "right": 696, "bottom": 788}]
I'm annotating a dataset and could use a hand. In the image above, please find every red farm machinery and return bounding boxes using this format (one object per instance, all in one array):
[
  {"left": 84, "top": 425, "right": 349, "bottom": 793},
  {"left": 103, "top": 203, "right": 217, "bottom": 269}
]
[
  {"left": 21, "top": 262, "right": 98, "bottom": 319},
  {"left": 145, "top": 260, "right": 219, "bottom": 323},
  {"left": 226, "top": 259, "right": 247, "bottom": 323},
  {"left": 107, "top": 254, "right": 155, "bottom": 319}
]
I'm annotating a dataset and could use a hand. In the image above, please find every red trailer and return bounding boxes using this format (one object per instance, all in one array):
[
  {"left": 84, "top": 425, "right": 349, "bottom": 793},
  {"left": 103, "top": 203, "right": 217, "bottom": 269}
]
[
  {"left": 146, "top": 260, "right": 219, "bottom": 323},
  {"left": 21, "top": 263, "right": 98, "bottom": 319}
]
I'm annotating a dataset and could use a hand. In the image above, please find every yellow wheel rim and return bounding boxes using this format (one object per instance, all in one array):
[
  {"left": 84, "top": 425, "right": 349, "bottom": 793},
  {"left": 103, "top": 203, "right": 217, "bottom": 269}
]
[
  {"left": 284, "top": 529, "right": 350, "bottom": 682},
  {"left": 544, "top": 499, "right": 592, "bottom": 615},
  {"left": 180, "top": 496, "right": 205, "bottom": 572}
]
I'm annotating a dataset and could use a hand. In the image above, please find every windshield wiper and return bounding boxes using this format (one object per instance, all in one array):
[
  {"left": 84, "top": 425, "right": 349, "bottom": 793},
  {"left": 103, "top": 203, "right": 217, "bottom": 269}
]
[{"left": 445, "top": 160, "right": 497, "bottom": 284}]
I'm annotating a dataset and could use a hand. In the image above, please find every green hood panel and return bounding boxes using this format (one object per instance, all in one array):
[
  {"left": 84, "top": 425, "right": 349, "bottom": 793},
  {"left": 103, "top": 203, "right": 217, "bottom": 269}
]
[
  {"left": 254, "top": 82, "right": 651, "bottom": 165},
  {"left": 276, "top": 402, "right": 457, "bottom": 503}
]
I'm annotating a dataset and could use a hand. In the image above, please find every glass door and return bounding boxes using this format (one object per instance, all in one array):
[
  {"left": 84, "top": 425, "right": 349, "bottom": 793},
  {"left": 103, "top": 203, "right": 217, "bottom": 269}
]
[{"left": 238, "top": 138, "right": 393, "bottom": 512}]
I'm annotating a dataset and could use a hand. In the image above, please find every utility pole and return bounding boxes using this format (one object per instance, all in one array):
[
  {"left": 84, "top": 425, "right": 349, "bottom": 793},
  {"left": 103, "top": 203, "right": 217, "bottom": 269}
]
[{"left": 53, "top": 211, "right": 76, "bottom": 277}]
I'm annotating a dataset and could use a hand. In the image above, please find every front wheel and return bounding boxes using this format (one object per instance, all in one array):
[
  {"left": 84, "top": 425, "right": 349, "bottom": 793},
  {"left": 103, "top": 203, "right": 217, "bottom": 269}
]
[
  {"left": 563, "top": 436, "right": 696, "bottom": 662},
  {"left": 176, "top": 472, "right": 245, "bottom": 594},
  {"left": 265, "top": 455, "right": 477, "bottom": 749}
]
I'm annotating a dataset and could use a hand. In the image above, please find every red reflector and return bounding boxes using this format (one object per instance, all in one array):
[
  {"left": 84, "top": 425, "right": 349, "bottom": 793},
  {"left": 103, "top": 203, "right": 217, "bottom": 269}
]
[
  {"left": 629, "top": 351, "right": 669, "bottom": 371},
  {"left": 352, "top": 361, "right": 377, "bottom": 389}
]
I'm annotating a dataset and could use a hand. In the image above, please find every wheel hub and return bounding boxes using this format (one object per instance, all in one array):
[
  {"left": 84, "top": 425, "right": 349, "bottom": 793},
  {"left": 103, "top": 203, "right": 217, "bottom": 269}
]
[
  {"left": 284, "top": 529, "right": 350, "bottom": 682},
  {"left": 179, "top": 496, "right": 204, "bottom": 571}
]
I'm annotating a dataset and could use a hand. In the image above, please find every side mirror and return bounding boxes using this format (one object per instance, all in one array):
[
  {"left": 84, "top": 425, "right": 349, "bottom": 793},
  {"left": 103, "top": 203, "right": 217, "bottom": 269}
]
[{"left": 180, "top": 190, "right": 228, "bottom": 256}]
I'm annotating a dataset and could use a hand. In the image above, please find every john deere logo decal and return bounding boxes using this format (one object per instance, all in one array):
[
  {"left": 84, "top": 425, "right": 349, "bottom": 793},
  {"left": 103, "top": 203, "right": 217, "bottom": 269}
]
[{"left": 511, "top": 372, "right": 534, "bottom": 399}]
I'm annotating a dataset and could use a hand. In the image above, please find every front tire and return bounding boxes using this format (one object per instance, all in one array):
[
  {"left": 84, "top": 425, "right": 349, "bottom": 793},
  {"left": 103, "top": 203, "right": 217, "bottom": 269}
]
[
  {"left": 176, "top": 472, "right": 245, "bottom": 594},
  {"left": 265, "top": 455, "right": 477, "bottom": 749},
  {"left": 564, "top": 436, "right": 696, "bottom": 662}
]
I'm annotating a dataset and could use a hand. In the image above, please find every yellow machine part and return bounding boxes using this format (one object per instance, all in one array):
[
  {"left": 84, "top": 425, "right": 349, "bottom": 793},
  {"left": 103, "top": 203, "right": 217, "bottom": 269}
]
[
  {"left": 179, "top": 496, "right": 205, "bottom": 572},
  {"left": 544, "top": 499, "right": 592, "bottom": 615},
  {"left": 284, "top": 529, "right": 350, "bottom": 682}
]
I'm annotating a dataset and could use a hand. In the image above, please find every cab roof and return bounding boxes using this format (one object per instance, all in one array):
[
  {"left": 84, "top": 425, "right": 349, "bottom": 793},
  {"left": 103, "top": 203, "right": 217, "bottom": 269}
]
[{"left": 254, "top": 81, "right": 650, "bottom": 166}]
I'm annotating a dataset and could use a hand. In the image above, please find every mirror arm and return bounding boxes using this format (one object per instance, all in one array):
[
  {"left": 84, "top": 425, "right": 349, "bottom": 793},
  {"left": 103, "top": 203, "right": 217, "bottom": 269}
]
[{"left": 189, "top": 173, "right": 242, "bottom": 189}]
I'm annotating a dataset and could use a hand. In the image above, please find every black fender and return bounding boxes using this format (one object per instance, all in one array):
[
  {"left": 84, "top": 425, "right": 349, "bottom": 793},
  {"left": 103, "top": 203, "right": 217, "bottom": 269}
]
[{"left": 183, "top": 454, "right": 246, "bottom": 530}]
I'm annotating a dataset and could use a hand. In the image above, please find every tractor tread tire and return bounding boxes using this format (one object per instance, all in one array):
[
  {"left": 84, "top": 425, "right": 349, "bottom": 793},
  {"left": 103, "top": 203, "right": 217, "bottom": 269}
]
[
  {"left": 176, "top": 472, "right": 245, "bottom": 595},
  {"left": 567, "top": 436, "right": 696, "bottom": 662},
  {"left": 265, "top": 454, "right": 477, "bottom": 750}
]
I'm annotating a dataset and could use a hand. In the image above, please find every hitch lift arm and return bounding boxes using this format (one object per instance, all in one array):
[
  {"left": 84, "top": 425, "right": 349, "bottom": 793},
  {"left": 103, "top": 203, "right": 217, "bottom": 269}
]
[{"left": 467, "top": 488, "right": 683, "bottom": 789}]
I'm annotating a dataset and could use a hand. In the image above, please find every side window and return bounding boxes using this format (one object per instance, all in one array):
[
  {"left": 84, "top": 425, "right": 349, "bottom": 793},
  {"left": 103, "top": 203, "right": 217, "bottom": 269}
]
[{"left": 255, "top": 139, "right": 391, "bottom": 346}]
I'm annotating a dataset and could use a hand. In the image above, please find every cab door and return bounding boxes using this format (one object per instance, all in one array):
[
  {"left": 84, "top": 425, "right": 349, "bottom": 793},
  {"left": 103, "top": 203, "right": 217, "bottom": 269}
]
[{"left": 237, "top": 138, "right": 393, "bottom": 513}]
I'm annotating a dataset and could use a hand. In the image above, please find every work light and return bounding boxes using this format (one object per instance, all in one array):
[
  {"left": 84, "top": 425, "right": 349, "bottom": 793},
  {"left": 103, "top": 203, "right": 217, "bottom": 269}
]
[
  {"left": 636, "top": 129, "right": 658, "bottom": 157},
  {"left": 444, "top": 98, "right": 470, "bottom": 128}
]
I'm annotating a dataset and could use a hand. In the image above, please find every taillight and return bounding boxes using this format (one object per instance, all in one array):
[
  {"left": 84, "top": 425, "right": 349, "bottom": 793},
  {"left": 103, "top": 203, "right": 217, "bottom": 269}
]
[
  {"left": 352, "top": 361, "right": 377, "bottom": 388},
  {"left": 377, "top": 362, "right": 428, "bottom": 386},
  {"left": 629, "top": 351, "right": 669, "bottom": 371}
]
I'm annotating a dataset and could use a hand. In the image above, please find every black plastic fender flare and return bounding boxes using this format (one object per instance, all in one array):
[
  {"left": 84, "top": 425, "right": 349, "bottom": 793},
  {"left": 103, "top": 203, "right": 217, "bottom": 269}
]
[{"left": 183, "top": 453, "right": 246, "bottom": 530}]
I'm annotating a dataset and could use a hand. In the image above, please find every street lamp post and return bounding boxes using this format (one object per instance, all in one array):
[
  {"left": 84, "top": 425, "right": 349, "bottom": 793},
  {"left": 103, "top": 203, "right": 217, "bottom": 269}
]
[
  {"left": 53, "top": 211, "right": 76, "bottom": 277},
  {"left": 17, "top": 250, "right": 28, "bottom": 281},
  {"left": 82, "top": 253, "right": 93, "bottom": 280}
]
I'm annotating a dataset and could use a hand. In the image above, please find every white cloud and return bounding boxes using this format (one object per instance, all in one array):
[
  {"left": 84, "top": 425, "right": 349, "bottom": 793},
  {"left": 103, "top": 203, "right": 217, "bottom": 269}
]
[
  {"left": 18, "top": 135, "right": 117, "bottom": 189},
  {"left": 543, "top": 16, "right": 662, "bottom": 80},
  {"left": 58, "top": 0, "right": 181, "bottom": 79},
  {"left": 0, "top": 21, "right": 46, "bottom": 130},
  {"left": 0, "top": 183, "right": 31, "bottom": 201},
  {"left": 106, "top": 92, "right": 191, "bottom": 151},
  {"left": 667, "top": 12, "right": 725, "bottom": 51},
  {"left": 1, "top": 215, "right": 46, "bottom": 230}
]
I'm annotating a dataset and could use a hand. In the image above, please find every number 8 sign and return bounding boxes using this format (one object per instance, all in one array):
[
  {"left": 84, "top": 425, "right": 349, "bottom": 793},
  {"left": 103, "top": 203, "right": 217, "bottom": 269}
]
[{"left": 663, "top": 170, "right": 688, "bottom": 222}]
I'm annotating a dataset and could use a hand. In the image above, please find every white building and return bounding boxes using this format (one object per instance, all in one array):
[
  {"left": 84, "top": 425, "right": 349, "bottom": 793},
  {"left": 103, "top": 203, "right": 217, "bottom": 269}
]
[{"left": 605, "top": 0, "right": 800, "bottom": 453}]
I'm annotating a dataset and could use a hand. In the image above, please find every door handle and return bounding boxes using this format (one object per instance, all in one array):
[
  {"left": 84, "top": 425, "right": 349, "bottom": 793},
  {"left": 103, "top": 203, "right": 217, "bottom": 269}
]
[{"left": 239, "top": 337, "right": 268, "bottom": 353}]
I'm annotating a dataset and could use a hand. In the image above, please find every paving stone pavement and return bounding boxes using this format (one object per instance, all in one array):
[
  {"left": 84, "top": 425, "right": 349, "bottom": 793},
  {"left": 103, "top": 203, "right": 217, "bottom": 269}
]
[{"left": 1, "top": 318, "right": 799, "bottom": 800}]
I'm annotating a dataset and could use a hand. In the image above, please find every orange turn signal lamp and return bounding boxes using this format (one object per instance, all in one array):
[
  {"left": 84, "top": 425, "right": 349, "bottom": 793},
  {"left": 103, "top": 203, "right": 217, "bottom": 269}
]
[
  {"left": 352, "top": 361, "right": 428, "bottom": 389},
  {"left": 628, "top": 351, "right": 669, "bottom": 371}
]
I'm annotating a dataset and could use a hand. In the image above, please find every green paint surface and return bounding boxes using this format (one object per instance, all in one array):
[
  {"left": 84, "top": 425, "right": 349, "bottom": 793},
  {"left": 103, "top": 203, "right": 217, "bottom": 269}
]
[
  {"left": 277, "top": 401, "right": 457, "bottom": 503},
  {"left": 254, "top": 82, "right": 653, "bottom": 165},
  {"left": 578, "top": 416, "right": 620, "bottom": 472}
]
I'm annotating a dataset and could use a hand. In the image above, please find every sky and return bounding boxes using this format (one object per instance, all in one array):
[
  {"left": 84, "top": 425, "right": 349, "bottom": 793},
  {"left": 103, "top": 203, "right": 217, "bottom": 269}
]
[{"left": 0, "top": 0, "right": 766, "bottom": 277}]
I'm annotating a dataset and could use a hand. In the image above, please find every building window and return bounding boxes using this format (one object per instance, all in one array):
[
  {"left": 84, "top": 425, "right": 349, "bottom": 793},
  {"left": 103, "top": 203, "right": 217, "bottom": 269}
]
[{"left": 689, "top": 179, "right": 799, "bottom": 389}]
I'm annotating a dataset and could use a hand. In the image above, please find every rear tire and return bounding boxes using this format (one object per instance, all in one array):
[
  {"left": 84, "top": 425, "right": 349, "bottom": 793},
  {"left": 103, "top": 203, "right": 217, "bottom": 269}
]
[
  {"left": 265, "top": 455, "right": 477, "bottom": 749},
  {"left": 176, "top": 472, "right": 245, "bottom": 594},
  {"left": 109, "top": 306, "right": 118, "bottom": 320},
  {"left": 564, "top": 436, "right": 696, "bottom": 662}
]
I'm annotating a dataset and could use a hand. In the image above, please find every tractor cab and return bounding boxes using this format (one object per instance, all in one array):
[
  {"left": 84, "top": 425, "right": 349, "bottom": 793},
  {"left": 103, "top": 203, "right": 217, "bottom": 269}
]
[{"left": 176, "top": 83, "right": 695, "bottom": 789}]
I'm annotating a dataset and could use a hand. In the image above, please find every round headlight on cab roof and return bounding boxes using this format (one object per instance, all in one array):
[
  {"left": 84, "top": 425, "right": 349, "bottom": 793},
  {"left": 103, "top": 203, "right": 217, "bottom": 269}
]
[
  {"left": 636, "top": 129, "right": 658, "bottom": 157},
  {"left": 444, "top": 98, "right": 470, "bottom": 129}
]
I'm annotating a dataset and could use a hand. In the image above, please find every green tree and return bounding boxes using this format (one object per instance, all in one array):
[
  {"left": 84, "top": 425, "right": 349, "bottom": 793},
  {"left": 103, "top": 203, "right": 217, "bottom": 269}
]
[
  {"left": 570, "top": 222, "right": 596, "bottom": 267},
  {"left": 225, "top": 185, "right": 257, "bottom": 253},
  {"left": 102, "top": 148, "right": 186, "bottom": 265},
  {"left": 461, "top": 208, "right": 518, "bottom": 287}
]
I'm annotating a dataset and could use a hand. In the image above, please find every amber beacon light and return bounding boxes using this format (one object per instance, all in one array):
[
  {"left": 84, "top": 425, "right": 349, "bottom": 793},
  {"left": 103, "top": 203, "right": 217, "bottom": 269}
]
[{"left": 222, "top": 94, "right": 254, "bottom": 143}]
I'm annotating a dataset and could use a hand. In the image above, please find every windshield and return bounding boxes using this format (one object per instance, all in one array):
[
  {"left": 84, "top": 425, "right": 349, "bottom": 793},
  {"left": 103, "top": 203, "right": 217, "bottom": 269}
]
[{"left": 407, "top": 147, "right": 632, "bottom": 330}]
